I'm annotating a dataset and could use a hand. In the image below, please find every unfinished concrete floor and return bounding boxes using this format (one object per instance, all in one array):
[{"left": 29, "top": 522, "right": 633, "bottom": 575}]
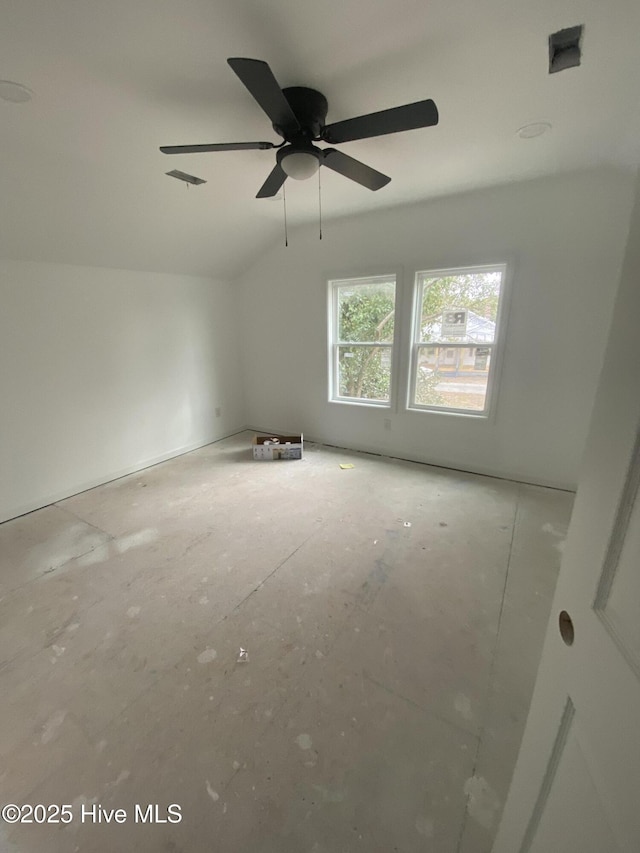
[{"left": 0, "top": 431, "right": 573, "bottom": 853}]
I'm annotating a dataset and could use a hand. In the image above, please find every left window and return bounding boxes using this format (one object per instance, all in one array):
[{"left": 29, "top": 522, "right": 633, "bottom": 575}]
[{"left": 328, "top": 274, "right": 396, "bottom": 406}]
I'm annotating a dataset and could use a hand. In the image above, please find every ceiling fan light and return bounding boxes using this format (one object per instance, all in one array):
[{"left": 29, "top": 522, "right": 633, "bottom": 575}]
[{"left": 280, "top": 150, "right": 320, "bottom": 180}]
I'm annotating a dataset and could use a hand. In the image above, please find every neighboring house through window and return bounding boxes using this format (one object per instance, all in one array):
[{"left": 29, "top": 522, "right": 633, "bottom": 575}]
[{"left": 409, "top": 265, "right": 506, "bottom": 415}]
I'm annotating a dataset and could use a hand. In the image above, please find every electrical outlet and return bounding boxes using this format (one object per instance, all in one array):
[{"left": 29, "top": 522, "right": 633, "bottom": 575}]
[
  {"left": 215, "top": 407, "right": 221, "bottom": 418},
  {"left": 384, "top": 418, "right": 392, "bottom": 431}
]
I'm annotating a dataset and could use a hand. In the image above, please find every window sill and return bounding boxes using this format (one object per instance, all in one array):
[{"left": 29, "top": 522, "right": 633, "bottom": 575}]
[
  {"left": 330, "top": 397, "right": 391, "bottom": 409},
  {"left": 406, "top": 405, "right": 489, "bottom": 420}
]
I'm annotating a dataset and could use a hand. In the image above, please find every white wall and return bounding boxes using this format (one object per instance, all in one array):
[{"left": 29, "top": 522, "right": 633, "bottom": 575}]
[
  {"left": 0, "top": 261, "right": 245, "bottom": 522},
  {"left": 493, "top": 168, "right": 640, "bottom": 853},
  {"left": 236, "top": 168, "right": 635, "bottom": 490}
]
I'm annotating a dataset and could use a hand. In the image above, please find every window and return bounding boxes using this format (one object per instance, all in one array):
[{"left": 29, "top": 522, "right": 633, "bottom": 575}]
[
  {"left": 327, "top": 265, "right": 507, "bottom": 416},
  {"left": 409, "top": 265, "right": 506, "bottom": 415},
  {"left": 329, "top": 274, "right": 396, "bottom": 406}
]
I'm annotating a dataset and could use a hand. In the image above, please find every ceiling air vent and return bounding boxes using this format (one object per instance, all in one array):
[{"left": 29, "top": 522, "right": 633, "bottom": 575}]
[
  {"left": 166, "top": 169, "right": 206, "bottom": 185},
  {"left": 548, "top": 25, "right": 584, "bottom": 73}
]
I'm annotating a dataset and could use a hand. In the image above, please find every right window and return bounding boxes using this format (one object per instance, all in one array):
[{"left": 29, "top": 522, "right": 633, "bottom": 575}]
[{"left": 409, "top": 265, "right": 506, "bottom": 415}]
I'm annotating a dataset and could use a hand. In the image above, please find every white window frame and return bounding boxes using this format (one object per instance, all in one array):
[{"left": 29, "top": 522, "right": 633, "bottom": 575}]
[
  {"left": 407, "top": 263, "right": 508, "bottom": 418},
  {"left": 328, "top": 273, "right": 398, "bottom": 408}
]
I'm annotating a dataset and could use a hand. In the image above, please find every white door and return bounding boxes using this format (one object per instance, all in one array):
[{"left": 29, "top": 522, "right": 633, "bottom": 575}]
[{"left": 492, "top": 173, "right": 640, "bottom": 853}]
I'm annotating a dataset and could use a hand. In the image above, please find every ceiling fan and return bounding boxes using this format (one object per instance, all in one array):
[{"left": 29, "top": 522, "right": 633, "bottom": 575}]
[{"left": 160, "top": 58, "right": 439, "bottom": 198}]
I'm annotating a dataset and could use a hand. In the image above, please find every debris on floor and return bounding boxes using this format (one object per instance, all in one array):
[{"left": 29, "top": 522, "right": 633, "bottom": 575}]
[
  {"left": 339, "top": 463, "right": 354, "bottom": 469},
  {"left": 252, "top": 433, "right": 303, "bottom": 460},
  {"left": 237, "top": 647, "right": 248, "bottom": 663},
  {"left": 403, "top": 521, "right": 412, "bottom": 527}
]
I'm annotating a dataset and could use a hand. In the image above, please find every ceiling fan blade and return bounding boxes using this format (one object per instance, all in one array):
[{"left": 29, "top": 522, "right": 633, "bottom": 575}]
[
  {"left": 227, "top": 58, "right": 300, "bottom": 136},
  {"left": 160, "top": 141, "right": 275, "bottom": 154},
  {"left": 322, "top": 99, "right": 438, "bottom": 144},
  {"left": 256, "top": 164, "right": 287, "bottom": 198},
  {"left": 322, "top": 149, "right": 390, "bottom": 191}
]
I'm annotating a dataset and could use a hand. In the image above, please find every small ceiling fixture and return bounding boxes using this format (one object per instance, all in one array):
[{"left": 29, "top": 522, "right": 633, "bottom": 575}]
[
  {"left": 0, "top": 80, "right": 34, "bottom": 103},
  {"left": 517, "top": 122, "right": 552, "bottom": 139}
]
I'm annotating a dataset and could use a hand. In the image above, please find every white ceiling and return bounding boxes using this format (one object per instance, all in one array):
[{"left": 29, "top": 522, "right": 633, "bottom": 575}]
[{"left": 2, "top": 0, "right": 639, "bottom": 279}]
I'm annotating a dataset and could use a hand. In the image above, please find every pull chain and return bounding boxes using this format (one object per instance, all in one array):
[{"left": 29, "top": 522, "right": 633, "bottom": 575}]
[
  {"left": 283, "top": 183, "right": 288, "bottom": 247},
  {"left": 318, "top": 167, "right": 323, "bottom": 241}
]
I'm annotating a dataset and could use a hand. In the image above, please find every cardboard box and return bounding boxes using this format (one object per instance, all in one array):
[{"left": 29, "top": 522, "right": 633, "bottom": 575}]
[{"left": 252, "top": 433, "right": 303, "bottom": 461}]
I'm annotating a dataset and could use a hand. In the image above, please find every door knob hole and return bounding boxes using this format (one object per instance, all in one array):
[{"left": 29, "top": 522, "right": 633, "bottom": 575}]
[{"left": 559, "top": 610, "right": 574, "bottom": 646}]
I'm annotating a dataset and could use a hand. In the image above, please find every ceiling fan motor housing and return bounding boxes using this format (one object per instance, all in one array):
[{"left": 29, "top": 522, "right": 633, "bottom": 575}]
[{"left": 276, "top": 87, "right": 329, "bottom": 140}]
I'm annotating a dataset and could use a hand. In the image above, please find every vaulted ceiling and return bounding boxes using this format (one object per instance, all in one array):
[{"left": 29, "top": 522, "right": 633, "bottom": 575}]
[{"left": 2, "top": 0, "right": 639, "bottom": 279}]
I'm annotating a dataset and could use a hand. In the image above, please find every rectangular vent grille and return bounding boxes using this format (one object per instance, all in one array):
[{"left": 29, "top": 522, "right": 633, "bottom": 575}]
[
  {"left": 166, "top": 169, "right": 206, "bottom": 185},
  {"left": 549, "top": 25, "right": 584, "bottom": 73}
]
